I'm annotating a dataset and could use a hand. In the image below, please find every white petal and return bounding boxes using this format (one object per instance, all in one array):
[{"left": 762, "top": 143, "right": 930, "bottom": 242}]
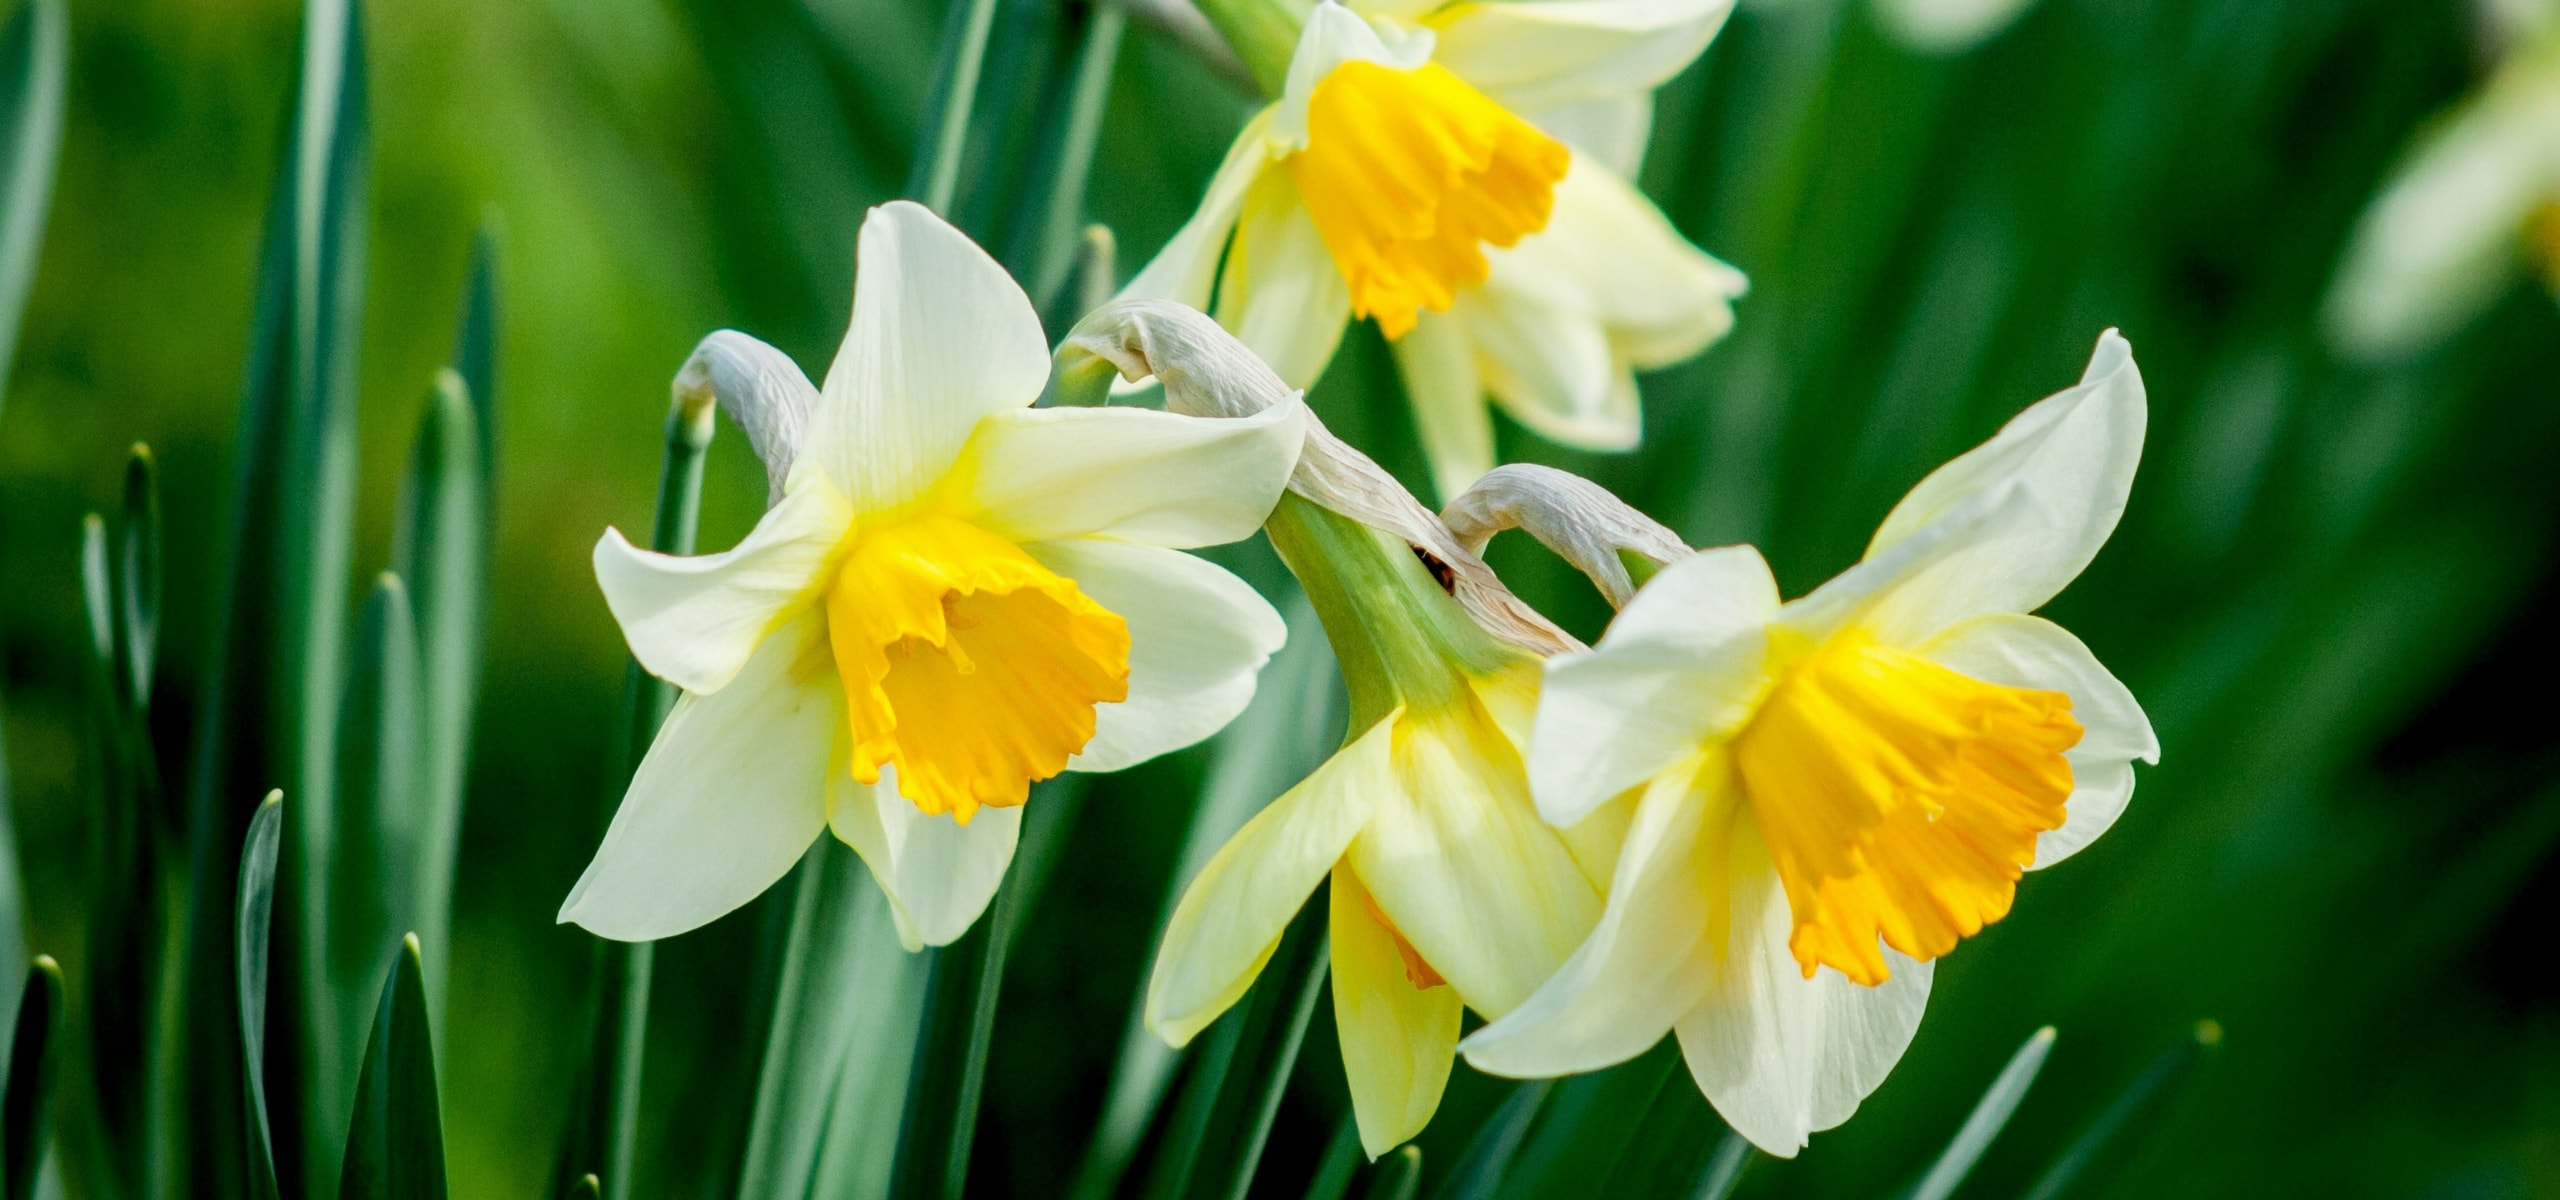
[
  {"left": 1775, "top": 482, "right": 2031, "bottom": 642},
  {"left": 1220, "top": 172, "right": 1354, "bottom": 389},
  {"left": 592, "top": 483, "right": 848, "bottom": 695},
  {"left": 1852, "top": 329, "right": 2146, "bottom": 643},
  {"left": 1349, "top": 708, "right": 1601, "bottom": 1018},
  {"left": 1331, "top": 864, "right": 1463, "bottom": 1157},
  {"left": 1429, "top": 0, "right": 1734, "bottom": 114},
  {"left": 798, "top": 201, "right": 1052, "bottom": 509},
  {"left": 1918, "top": 613, "right": 2157, "bottom": 868},
  {"left": 1120, "top": 110, "right": 1278, "bottom": 312},
  {"left": 1674, "top": 816, "right": 1934, "bottom": 1157},
  {"left": 1527, "top": 93, "right": 1653, "bottom": 179},
  {"left": 959, "top": 400, "right": 1305, "bottom": 548},
  {"left": 1449, "top": 277, "right": 1630, "bottom": 451},
  {"left": 1024, "top": 539, "right": 1291, "bottom": 774},
  {"left": 560, "top": 614, "right": 836, "bottom": 940},
  {"left": 1487, "top": 159, "right": 1747, "bottom": 370},
  {"left": 1461, "top": 757, "right": 1721, "bottom": 1077},
  {"left": 1274, "top": 2, "right": 1436, "bottom": 149},
  {"left": 828, "top": 769, "right": 1023, "bottom": 950},
  {"left": 1147, "top": 717, "right": 1397, "bottom": 1047},
  {"left": 1392, "top": 309, "right": 1496, "bottom": 504},
  {"left": 1530, "top": 546, "right": 1778, "bottom": 828}
]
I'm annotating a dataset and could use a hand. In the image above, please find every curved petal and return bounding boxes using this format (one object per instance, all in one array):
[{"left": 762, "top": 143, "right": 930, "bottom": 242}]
[
  {"left": 958, "top": 400, "right": 1305, "bottom": 548},
  {"left": 799, "top": 201, "right": 1052, "bottom": 509},
  {"left": 1530, "top": 546, "right": 1778, "bottom": 828},
  {"left": 1450, "top": 278, "right": 1630, "bottom": 450},
  {"left": 1332, "top": 864, "right": 1464, "bottom": 1157},
  {"left": 560, "top": 614, "right": 836, "bottom": 940},
  {"left": 1120, "top": 109, "right": 1278, "bottom": 312},
  {"left": 1023, "top": 539, "right": 1291, "bottom": 773},
  {"left": 1854, "top": 329, "right": 2146, "bottom": 642},
  {"left": 1918, "top": 613, "right": 2157, "bottom": 868},
  {"left": 1350, "top": 707, "right": 1602, "bottom": 1018},
  {"left": 1220, "top": 171, "right": 1354, "bottom": 389},
  {"left": 828, "top": 769, "right": 1023, "bottom": 949},
  {"left": 1775, "top": 480, "right": 2033, "bottom": 644},
  {"left": 1675, "top": 815, "right": 1934, "bottom": 1157},
  {"left": 1392, "top": 309, "right": 1496, "bottom": 504},
  {"left": 1462, "top": 756, "right": 1722, "bottom": 1077},
  {"left": 1429, "top": 0, "right": 1735, "bottom": 114},
  {"left": 592, "top": 482, "right": 848, "bottom": 694},
  {"left": 1147, "top": 716, "right": 1397, "bottom": 1047},
  {"left": 1485, "top": 159, "right": 1747, "bottom": 370}
]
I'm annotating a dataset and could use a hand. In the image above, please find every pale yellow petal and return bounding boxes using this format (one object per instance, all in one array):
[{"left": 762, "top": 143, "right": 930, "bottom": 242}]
[{"left": 1331, "top": 864, "right": 1463, "bottom": 1157}]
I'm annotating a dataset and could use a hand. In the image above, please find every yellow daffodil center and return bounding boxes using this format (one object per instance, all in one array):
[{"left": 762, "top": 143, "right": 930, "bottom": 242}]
[
  {"left": 1285, "top": 60, "right": 1568, "bottom": 339},
  {"left": 824, "top": 514, "right": 1130, "bottom": 824},
  {"left": 1731, "top": 631, "right": 2081, "bottom": 987}
]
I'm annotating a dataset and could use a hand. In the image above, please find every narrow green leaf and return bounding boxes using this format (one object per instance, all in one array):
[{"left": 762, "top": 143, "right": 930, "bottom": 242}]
[
  {"left": 447, "top": 227, "right": 499, "bottom": 500},
  {"left": 1906, "top": 1027, "right": 2056, "bottom": 1200},
  {"left": 1691, "top": 1133, "right": 1750, "bottom": 1200},
  {"left": 310, "top": 573, "right": 421, "bottom": 1185},
  {"left": 390, "top": 371, "right": 484, "bottom": 1010},
  {"left": 1593, "top": 1072, "right": 1740, "bottom": 1197},
  {"left": 2018, "top": 1022, "right": 2221, "bottom": 1200},
  {"left": 1298, "top": 1120, "right": 1360, "bottom": 1200},
  {"left": 1428, "top": 1080, "right": 1550, "bottom": 1200},
  {"left": 886, "top": 778, "right": 1079, "bottom": 1200},
  {"left": 1013, "top": 2, "right": 1126, "bottom": 311},
  {"left": 120, "top": 445, "right": 162, "bottom": 713},
  {"left": 1485, "top": 1040, "right": 1680, "bottom": 1200},
  {"left": 76, "top": 502, "right": 160, "bottom": 1194},
  {"left": 1072, "top": 593, "right": 1339, "bottom": 1200},
  {"left": 335, "top": 935, "right": 445, "bottom": 1200},
  {"left": 908, "top": 0, "right": 1004, "bottom": 214},
  {"left": 0, "top": 719, "right": 22, "bottom": 1055},
  {"left": 1358, "top": 1146, "right": 1421, "bottom": 1200},
  {"left": 235, "top": 792, "right": 285, "bottom": 1200},
  {"left": 2, "top": 957, "right": 62, "bottom": 1200},
  {"left": 554, "top": 389, "right": 714, "bottom": 1200},
  {"left": 0, "top": 0, "right": 65, "bottom": 406},
  {"left": 739, "top": 842, "right": 931, "bottom": 1200},
  {"left": 566, "top": 1175, "right": 600, "bottom": 1200},
  {"left": 1141, "top": 894, "right": 1325, "bottom": 1200}
]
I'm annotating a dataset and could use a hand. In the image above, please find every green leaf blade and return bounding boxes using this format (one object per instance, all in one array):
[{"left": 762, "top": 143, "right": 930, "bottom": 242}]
[{"left": 336, "top": 935, "right": 446, "bottom": 1200}]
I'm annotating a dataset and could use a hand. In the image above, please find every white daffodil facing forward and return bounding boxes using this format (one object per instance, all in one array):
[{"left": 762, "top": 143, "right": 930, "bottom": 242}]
[
  {"left": 560, "top": 202, "right": 1305, "bottom": 950},
  {"left": 1135, "top": 458, "right": 1606, "bottom": 1158},
  {"left": 2325, "top": 23, "right": 2560, "bottom": 360},
  {"left": 1461, "top": 330, "right": 2159, "bottom": 1156},
  {"left": 1123, "top": 0, "right": 1749, "bottom": 500}
]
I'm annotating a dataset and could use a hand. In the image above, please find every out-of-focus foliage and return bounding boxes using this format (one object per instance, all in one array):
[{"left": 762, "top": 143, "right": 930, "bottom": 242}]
[{"left": 0, "top": 0, "right": 2553, "bottom": 1197}]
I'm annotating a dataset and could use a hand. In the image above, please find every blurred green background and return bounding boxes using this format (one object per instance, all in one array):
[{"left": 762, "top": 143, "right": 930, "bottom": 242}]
[{"left": 2, "top": 0, "right": 2557, "bottom": 1195}]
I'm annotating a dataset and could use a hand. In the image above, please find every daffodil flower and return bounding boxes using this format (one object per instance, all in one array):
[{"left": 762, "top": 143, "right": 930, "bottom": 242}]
[
  {"left": 560, "top": 202, "right": 1306, "bottom": 950},
  {"left": 1460, "top": 331, "right": 2159, "bottom": 1156},
  {"left": 1124, "top": 0, "right": 1748, "bottom": 500},
  {"left": 2326, "top": 25, "right": 2560, "bottom": 360}
]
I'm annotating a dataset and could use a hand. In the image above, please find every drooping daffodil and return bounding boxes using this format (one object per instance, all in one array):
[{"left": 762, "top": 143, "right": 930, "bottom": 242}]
[
  {"left": 2325, "top": 19, "right": 2560, "bottom": 360},
  {"left": 560, "top": 202, "right": 1306, "bottom": 951},
  {"left": 1123, "top": 0, "right": 1748, "bottom": 501},
  {"left": 1078, "top": 297, "right": 1611, "bottom": 1156},
  {"left": 1460, "top": 330, "right": 2159, "bottom": 1156}
]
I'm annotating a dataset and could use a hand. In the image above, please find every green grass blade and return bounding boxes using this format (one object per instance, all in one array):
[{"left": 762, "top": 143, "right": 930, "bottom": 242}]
[
  {"left": 1071, "top": 593, "right": 1338, "bottom": 1200},
  {"left": 335, "top": 935, "right": 445, "bottom": 1200},
  {"left": 554, "top": 390, "right": 712, "bottom": 1200},
  {"left": 2019, "top": 1022, "right": 2222, "bottom": 1200},
  {"left": 447, "top": 227, "right": 499, "bottom": 502},
  {"left": 2, "top": 957, "right": 62, "bottom": 1200},
  {"left": 1592, "top": 1074, "right": 1739, "bottom": 1198},
  {"left": 75, "top": 506, "right": 159, "bottom": 1193},
  {"left": 1427, "top": 1080, "right": 1551, "bottom": 1200},
  {"left": 1690, "top": 1133, "right": 1750, "bottom": 1200},
  {"left": 120, "top": 445, "right": 161, "bottom": 712},
  {"left": 1011, "top": 1, "right": 1126, "bottom": 312},
  {"left": 390, "top": 371, "right": 484, "bottom": 1014},
  {"left": 1907, "top": 1027, "right": 2057, "bottom": 1200},
  {"left": 0, "top": 0, "right": 64, "bottom": 406},
  {"left": 565, "top": 1175, "right": 599, "bottom": 1200},
  {"left": 235, "top": 792, "right": 285, "bottom": 1200},
  {"left": 1480, "top": 1041, "right": 1679, "bottom": 1200},
  {"left": 1357, "top": 1146, "right": 1421, "bottom": 1200}
]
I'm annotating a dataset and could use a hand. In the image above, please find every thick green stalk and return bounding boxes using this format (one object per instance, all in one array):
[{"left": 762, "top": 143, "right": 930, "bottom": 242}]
[
  {"left": 1263, "top": 494, "right": 1516, "bottom": 724},
  {"left": 554, "top": 392, "right": 712, "bottom": 1200}
]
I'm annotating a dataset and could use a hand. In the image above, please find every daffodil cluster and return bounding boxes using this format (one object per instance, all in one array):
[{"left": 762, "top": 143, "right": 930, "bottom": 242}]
[{"left": 565, "top": 7, "right": 2158, "bottom": 1171}]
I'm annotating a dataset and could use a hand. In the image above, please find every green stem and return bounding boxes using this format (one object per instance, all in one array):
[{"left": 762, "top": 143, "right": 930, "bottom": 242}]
[
  {"left": 1263, "top": 495, "right": 1502, "bottom": 725},
  {"left": 1189, "top": 0, "right": 1310, "bottom": 98}
]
